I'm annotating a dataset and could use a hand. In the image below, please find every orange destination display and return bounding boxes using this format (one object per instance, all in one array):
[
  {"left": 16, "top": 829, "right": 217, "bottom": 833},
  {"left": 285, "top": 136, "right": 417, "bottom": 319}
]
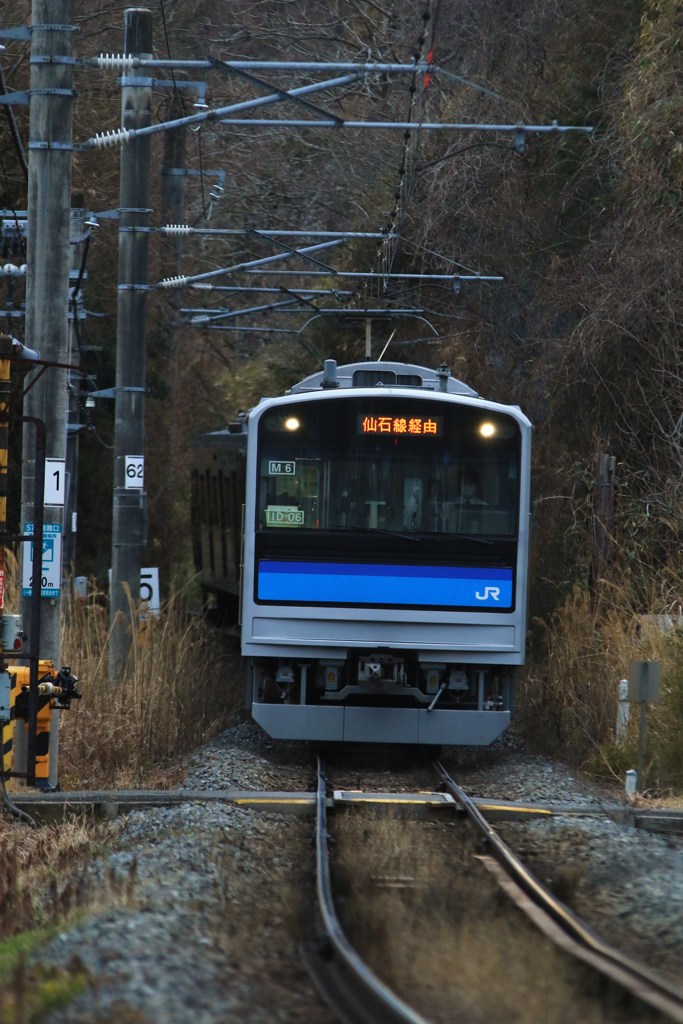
[{"left": 359, "top": 414, "right": 442, "bottom": 436}]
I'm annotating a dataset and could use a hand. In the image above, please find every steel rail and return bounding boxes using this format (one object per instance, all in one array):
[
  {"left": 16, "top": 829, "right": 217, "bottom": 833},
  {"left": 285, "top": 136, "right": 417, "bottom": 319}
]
[
  {"left": 432, "top": 761, "right": 683, "bottom": 1022},
  {"left": 306, "top": 757, "right": 430, "bottom": 1024}
]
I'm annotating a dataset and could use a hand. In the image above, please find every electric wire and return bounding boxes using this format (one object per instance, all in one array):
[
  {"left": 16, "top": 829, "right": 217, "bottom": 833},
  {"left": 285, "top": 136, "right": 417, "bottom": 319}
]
[
  {"left": 159, "top": 0, "right": 209, "bottom": 222},
  {"left": 90, "top": 428, "right": 114, "bottom": 450},
  {"left": 401, "top": 237, "right": 493, "bottom": 277},
  {"left": 418, "top": 138, "right": 514, "bottom": 172},
  {"left": 362, "top": 2, "right": 437, "bottom": 315},
  {"left": 159, "top": 0, "right": 183, "bottom": 113},
  {"left": 1, "top": 774, "right": 37, "bottom": 827}
]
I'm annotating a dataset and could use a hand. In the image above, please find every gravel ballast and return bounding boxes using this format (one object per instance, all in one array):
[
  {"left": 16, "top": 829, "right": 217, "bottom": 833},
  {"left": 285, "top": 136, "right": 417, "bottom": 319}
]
[{"left": 28, "top": 724, "right": 683, "bottom": 1022}]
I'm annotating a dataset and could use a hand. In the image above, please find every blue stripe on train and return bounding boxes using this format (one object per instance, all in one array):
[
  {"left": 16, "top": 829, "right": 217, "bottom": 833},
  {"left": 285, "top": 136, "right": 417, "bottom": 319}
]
[{"left": 257, "top": 561, "right": 513, "bottom": 608}]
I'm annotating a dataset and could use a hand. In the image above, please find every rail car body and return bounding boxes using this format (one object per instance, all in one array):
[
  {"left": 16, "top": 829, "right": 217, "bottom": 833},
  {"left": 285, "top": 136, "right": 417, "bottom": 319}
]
[{"left": 192, "top": 359, "right": 532, "bottom": 745}]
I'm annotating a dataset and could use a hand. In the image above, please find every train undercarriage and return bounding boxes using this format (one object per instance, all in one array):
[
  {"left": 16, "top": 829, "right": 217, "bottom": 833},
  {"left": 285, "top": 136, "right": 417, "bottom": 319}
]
[{"left": 248, "top": 652, "right": 515, "bottom": 745}]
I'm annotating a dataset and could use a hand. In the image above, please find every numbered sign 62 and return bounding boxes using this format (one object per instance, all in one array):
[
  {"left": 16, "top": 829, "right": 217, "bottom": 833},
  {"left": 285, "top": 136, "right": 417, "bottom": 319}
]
[{"left": 125, "top": 455, "right": 144, "bottom": 489}]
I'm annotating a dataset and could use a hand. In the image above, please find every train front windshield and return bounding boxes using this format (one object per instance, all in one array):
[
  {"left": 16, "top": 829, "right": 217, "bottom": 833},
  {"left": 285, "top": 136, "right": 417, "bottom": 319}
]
[{"left": 256, "top": 396, "right": 521, "bottom": 538}]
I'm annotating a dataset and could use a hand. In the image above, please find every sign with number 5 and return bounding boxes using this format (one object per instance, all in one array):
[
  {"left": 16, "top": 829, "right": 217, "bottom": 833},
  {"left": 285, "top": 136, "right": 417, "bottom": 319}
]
[{"left": 140, "top": 568, "right": 159, "bottom": 614}]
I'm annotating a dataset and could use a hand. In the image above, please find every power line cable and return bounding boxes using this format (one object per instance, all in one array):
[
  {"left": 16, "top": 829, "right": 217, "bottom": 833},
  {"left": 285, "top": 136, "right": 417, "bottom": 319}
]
[
  {"left": 159, "top": 0, "right": 183, "bottom": 112},
  {"left": 363, "top": 2, "right": 436, "bottom": 311},
  {"left": 159, "top": 0, "right": 209, "bottom": 222}
]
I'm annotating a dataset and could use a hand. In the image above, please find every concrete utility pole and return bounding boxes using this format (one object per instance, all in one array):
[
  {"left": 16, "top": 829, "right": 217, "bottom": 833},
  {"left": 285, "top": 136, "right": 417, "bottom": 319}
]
[
  {"left": 109, "top": 8, "right": 153, "bottom": 677},
  {"left": 20, "top": 0, "right": 76, "bottom": 662}
]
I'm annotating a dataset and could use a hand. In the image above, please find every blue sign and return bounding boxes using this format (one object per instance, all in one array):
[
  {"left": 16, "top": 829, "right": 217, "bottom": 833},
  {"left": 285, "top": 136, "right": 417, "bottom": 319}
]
[
  {"left": 257, "top": 560, "right": 513, "bottom": 609},
  {"left": 21, "top": 522, "right": 62, "bottom": 598}
]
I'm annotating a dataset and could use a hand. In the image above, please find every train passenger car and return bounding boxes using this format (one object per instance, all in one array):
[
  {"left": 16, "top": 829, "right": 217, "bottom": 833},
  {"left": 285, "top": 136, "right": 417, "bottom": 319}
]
[
  {"left": 193, "top": 358, "right": 532, "bottom": 745},
  {"left": 191, "top": 426, "right": 246, "bottom": 621}
]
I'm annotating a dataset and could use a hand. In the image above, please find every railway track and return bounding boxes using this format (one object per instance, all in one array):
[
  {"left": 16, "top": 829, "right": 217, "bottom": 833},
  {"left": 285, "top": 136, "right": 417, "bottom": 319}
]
[
  {"left": 307, "top": 756, "right": 683, "bottom": 1024},
  {"left": 433, "top": 760, "right": 683, "bottom": 1023},
  {"left": 6, "top": 749, "right": 682, "bottom": 1022},
  {"left": 305, "top": 757, "right": 430, "bottom": 1024}
]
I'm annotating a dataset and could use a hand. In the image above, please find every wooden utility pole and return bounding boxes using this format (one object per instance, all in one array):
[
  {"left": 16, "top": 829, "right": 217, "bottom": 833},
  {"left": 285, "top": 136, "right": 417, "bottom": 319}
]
[
  {"left": 109, "top": 8, "right": 153, "bottom": 677},
  {"left": 20, "top": 0, "right": 75, "bottom": 662}
]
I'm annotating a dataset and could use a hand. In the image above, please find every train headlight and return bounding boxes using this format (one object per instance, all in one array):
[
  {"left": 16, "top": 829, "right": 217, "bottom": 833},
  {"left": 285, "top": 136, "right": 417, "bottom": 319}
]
[
  {"left": 284, "top": 416, "right": 301, "bottom": 431},
  {"left": 478, "top": 419, "right": 516, "bottom": 439}
]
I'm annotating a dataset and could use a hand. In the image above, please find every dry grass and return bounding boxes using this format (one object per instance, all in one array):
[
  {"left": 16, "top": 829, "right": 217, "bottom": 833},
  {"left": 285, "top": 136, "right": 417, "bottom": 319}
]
[
  {"left": 53, "top": 581, "right": 242, "bottom": 790},
  {"left": 0, "top": 565, "right": 241, "bottom": 1015},
  {"left": 0, "top": 813, "right": 137, "bottom": 1022},
  {"left": 519, "top": 579, "right": 683, "bottom": 794},
  {"left": 0, "top": 817, "right": 126, "bottom": 937},
  {"left": 1, "top": 551, "right": 241, "bottom": 791}
]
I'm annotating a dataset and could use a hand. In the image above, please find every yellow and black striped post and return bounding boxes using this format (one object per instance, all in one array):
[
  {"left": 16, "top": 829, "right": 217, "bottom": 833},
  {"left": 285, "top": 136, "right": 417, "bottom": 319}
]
[
  {"left": 8, "top": 662, "right": 57, "bottom": 785},
  {"left": 1, "top": 671, "right": 16, "bottom": 774}
]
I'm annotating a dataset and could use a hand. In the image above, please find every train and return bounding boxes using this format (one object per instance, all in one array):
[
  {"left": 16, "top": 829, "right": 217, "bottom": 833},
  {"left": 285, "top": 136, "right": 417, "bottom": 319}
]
[{"left": 191, "top": 358, "right": 532, "bottom": 745}]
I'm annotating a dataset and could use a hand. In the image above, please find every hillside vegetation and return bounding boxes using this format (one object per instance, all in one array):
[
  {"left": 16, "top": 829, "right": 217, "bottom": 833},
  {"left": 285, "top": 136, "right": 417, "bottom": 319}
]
[{"left": 1, "top": 0, "right": 682, "bottom": 786}]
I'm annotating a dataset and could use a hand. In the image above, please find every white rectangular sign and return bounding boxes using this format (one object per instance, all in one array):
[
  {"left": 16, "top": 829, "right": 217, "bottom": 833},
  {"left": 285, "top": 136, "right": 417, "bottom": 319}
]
[
  {"left": 44, "top": 459, "right": 66, "bottom": 506},
  {"left": 107, "top": 567, "right": 160, "bottom": 614},
  {"left": 125, "top": 455, "right": 144, "bottom": 489},
  {"left": 265, "top": 506, "right": 304, "bottom": 527},
  {"left": 268, "top": 460, "right": 296, "bottom": 476},
  {"left": 140, "top": 568, "right": 160, "bottom": 613}
]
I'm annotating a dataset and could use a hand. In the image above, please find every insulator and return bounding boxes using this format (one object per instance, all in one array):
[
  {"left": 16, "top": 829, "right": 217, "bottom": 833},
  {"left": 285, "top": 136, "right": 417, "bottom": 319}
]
[
  {"left": 159, "top": 276, "right": 188, "bottom": 290},
  {"left": 2, "top": 263, "right": 19, "bottom": 276},
  {"left": 96, "top": 53, "right": 138, "bottom": 70},
  {"left": 91, "top": 128, "right": 132, "bottom": 148},
  {"left": 190, "top": 315, "right": 210, "bottom": 324},
  {"left": 161, "top": 224, "right": 193, "bottom": 236},
  {"left": 191, "top": 282, "right": 213, "bottom": 290}
]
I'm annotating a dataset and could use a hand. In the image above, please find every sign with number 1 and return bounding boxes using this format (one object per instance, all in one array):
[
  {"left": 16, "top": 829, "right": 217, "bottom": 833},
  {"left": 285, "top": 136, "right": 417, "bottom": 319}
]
[{"left": 44, "top": 459, "right": 66, "bottom": 506}]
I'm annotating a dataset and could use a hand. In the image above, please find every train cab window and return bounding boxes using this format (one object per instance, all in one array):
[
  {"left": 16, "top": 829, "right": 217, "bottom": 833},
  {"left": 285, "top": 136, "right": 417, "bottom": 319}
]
[{"left": 256, "top": 397, "right": 521, "bottom": 537}]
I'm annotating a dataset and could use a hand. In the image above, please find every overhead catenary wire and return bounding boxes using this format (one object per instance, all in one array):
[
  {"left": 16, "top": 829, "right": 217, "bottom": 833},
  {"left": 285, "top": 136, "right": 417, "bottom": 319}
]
[
  {"left": 158, "top": 0, "right": 210, "bottom": 223},
  {"left": 363, "top": 2, "right": 435, "bottom": 313},
  {"left": 159, "top": 0, "right": 183, "bottom": 113}
]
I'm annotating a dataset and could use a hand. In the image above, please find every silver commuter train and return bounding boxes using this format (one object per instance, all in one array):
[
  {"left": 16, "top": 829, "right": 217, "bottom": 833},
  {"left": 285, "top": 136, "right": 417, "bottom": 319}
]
[{"left": 192, "top": 358, "right": 532, "bottom": 745}]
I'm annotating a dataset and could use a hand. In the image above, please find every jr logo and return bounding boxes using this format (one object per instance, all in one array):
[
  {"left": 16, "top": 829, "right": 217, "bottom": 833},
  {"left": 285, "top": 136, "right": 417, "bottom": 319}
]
[{"left": 476, "top": 586, "right": 501, "bottom": 602}]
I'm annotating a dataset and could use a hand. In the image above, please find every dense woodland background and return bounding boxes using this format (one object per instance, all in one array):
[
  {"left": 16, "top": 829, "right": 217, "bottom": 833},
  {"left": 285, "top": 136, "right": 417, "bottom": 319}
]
[{"left": 1, "top": 0, "right": 682, "bottom": 777}]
